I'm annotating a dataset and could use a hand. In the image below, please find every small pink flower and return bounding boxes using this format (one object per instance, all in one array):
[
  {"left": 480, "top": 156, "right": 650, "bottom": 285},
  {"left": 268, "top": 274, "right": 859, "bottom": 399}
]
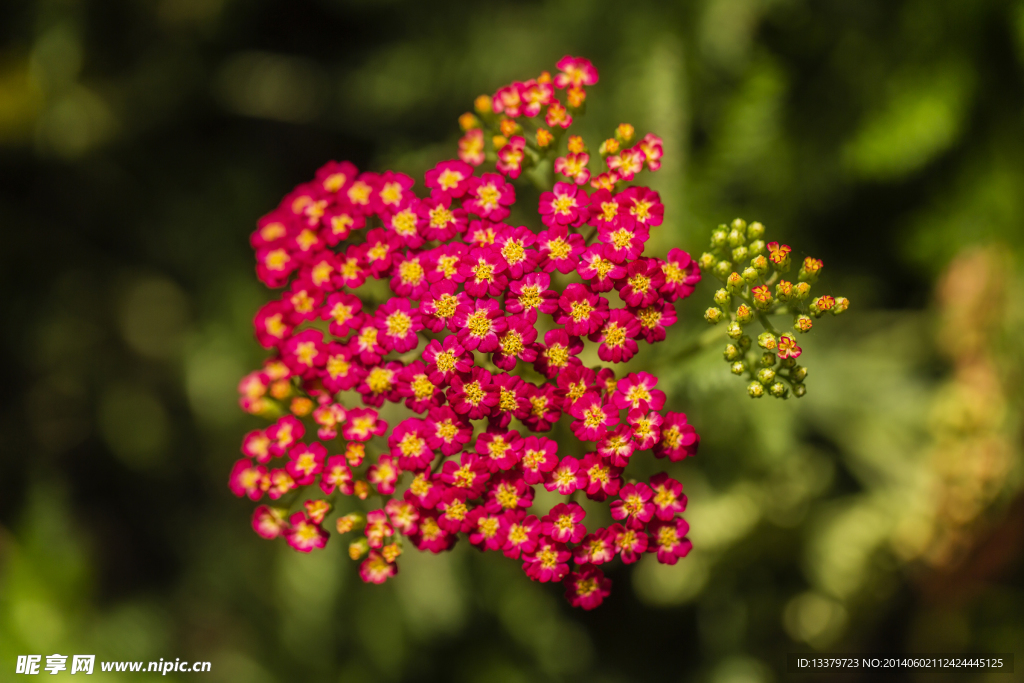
[
  {"left": 533, "top": 328, "right": 583, "bottom": 379},
  {"left": 501, "top": 511, "right": 541, "bottom": 559},
  {"left": 609, "top": 523, "right": 648, "bottom": 564},
  {"left": 579, "top": 244, "right": 626, "bottom": 292},
  {"left": 286, "top": 442, "right": 326, "bottom": 486},
  {"left": 385, "top": 498, "right": 420, "bottom": 535},
  {"left": 573, "top": 529, "right": 616, "bottom": 565},
  {"left": 659, "top": 248, "right": 701, "bottom": 301},
  {"left": 554, "top": 152, "right": 590, "bottom": 185},
  {"left": 611, "top": 483, "right": 655, "bottom": 530},
  {"left": 425, "top": 406, "right": 473, "bottom": 455},
  {"left": 374, "top": 298, "right": 422, "bottom": 353},
  {"left": 424, "top": 159, "right": 475, "bottom": 198},
  {"left": 653, "top": 412, "right": 700, "bottom": 461},
  {"left": 495, "top": 226, "right": 539, "bottom": 279},
  {"left": 421, "top": 280, "right": 471, "bottom": 333},
  {"left": 564, "top": 565, "right": 611, "bottom": 610},
  {"left": 539, "top": 182, "right": 588, "bottom": 228},
  {"left": 320, "top": 455, "right": 353, "bottom": 495},
  {"left": 617, "top": 258, "right": 665, "bottom": 308},
  {"left": 496, "top": 136, "right": 527, "bottom": 178},
  {"left": 507, "top": 272, "right": 558, "bottom": 321},
  {"left": 448, "top": 367, "right": 499, "bottom": 420},
  {"left": 321, "top": 292, "right": 364, "bottom": 338},
  {"left": 464, "top": 173, "right": 515, "bottom": 221},
  {"left": 475, "top": 428, "right": 525, "bottom": 472},
  {"left": 537, "top": 225, "right": 585, "bottom": 274},
  {"left": 389, "top": 418, "right": 434, "bottom": 472},
  {"left": 284, "top": 511, "right": 328, "bottom": 552},
  {"left": 229, "top": 459, "right": 267, "bottom": 501},
  {"left": 591, "top": 309, "right": 641, "bottom": 363},
  {"left": 359, "top": 552, "right": 398, "bottom": 583},
  {"left": 613, "top": 372, "right": 666, "bottom": 411},
  {"left": 649, "top": 473, "right": 687, "bottom": 520},
  {"left": 454, "top": 298, "right": 506, "bottom": 353},
  {"left": 458, "top": 128, "right": 485, "bottom": 166},
  {"left": 556, "top": 283, "right": 609, "bottom": 336},
  {"left": 544, "top": 456, "right": 586, "bottom": 495},
  {"left": 252, "top": 505, "right": 288, "bottom": 539},
  {"left": 542, "top": 502, "right": 587, "bottom": 543},
  {"left": 554, "top": 56, "right": 599, "bottom": 89},
  {"left": 440, "top": 452, "right": 491, "bottom": 497},
  {"left": 492, "top": 315, "right": 539, "bottom": 371},
  {"left": 628, "top": 409, "right": 663, "bottom": 450},
  {"left": 638, "top": 133, "right": 663, "bottom": 171},
  {"left": 267, "top": 415, "right": 304, "bottom": 457},
  {"left": 568, "top": 393, "right": 618, "bottom": 442},
  {"left": 580, "top": 452, "right": 623, "bottom": 501},
  {"left": 410, "top": 512, "right": 456, "bottom": 553},
  {"left": 460, "top": 246, "right": 508, "bottom": 298},
  {"left": 520, "top": 436, "right": 558, "bottom": 484},
  {"left": 467, "top": 508, "right": 507, "bottom": 551},
  {"left": 343, "top": 407, "right": 388, "bottom": 441},
  {"left": 597, "top": 425, "right": 636, "bottom": 468},
  {"left": 418, "top": 194, "right": 467, "bottom": 241},
  {"left": 524, "top": 538, "right": 571, "bottom": 582},
  {"left": 365, "top": 509, "right": 394, "bottom": 548},
  {"left": 647, "top": 518, "right": 692, "bottom": 565},
  {"left": 484, "top": 472, "right": 534, "bottom": 513}
]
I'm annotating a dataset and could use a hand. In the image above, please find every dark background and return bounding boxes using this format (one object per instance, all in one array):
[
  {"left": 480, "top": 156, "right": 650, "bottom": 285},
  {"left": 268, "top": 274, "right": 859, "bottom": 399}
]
[{"left": 2, "top": 0, "right": 1024, "bottom": 681}]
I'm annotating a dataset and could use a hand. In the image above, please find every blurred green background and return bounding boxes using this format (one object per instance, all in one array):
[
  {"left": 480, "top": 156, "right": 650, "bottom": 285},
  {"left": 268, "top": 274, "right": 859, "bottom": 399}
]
[{"left": 2, "top": 0, "right": 1024, "bottom": 681}]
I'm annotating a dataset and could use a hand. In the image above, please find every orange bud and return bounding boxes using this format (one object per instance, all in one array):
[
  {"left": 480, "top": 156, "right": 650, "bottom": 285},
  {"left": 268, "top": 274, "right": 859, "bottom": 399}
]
[
  {"left": 600, "top": 138, "right": 620, "bottom": 156},
  {"left": 568, "top": 135, "right": 585, "bottom": 154},
  {"left": 269, "top": 379, "right": 292, "bottom": 400},
  {"left": 536, "top": 128, "right": 554, "bottom": 147},
  {"left": 537, "top": 71, "right": 552, "bottom": 85},
  {"left": 474, "top": 95, "right": 492, "bottom": 114},
  {"left": 499, "top": 118, "right": 519, "bottom": 137},
  {"left": 567, "top": 85, "right": 586, "bottom": 108},
  {"left": 290, "top": 397, "right": 313, "bottom": 416},
  {"left": 458, "top": 112, "right": 479, "bottom": 131},
  {"left": 492, "top": 135, "right": 508, "bottom": 150},
  {"left": 354, "top": 480, "right": 370, "bottom": 500},
  {"left": 616, "top": 123, "right": 635, "bottom": 142}
]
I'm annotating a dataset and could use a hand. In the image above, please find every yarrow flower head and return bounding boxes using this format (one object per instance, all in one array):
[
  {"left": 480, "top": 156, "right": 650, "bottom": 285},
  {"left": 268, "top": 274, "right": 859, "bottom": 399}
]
[
  {"left": 232, "top": 56, "right": 700, "bottom": 610},
  {"left": 699, "top": 218, "right": 849, "bottom": 400}
]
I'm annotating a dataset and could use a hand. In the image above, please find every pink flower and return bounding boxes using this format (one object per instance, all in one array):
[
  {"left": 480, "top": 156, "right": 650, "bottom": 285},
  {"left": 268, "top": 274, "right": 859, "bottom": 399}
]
[
  {"left": 647, "top": 518, "right": 692, "bottom": 565},
  {"left": 495, "top": 226, "right": 539, "bottom": 279},
  {"left": 653, "top": 412, "right": 700, "bottom": 461},
  {"left": 573, "top": 529, "right": 615, "bottom": 565},
  {"left": 448, "top": 367, "right": 499, "bottom": 420},
  {"left": 365, "top": 509, "right": 394, "bottom": 548},
  {"left": 321, "top": 292, "right": 364, "bottom": 338},
  {"left": 491, "top": 374, "right": 532, "bottom": 427},
  {"left": 542, "top": 502, "right": 587, "bottom": 543},
  {"left": 440, "top": 452, "right": 490, "bottom": 497},
  {"left": 343, "top": 407, "right": 388, "bottom": 441},
  {"left": 521, "top": 382, "right": 564, "bottom": 432},
  {"left": 496, "top": 136, "right": 527, "bottom": 178},
  {"left": 397, "top": 361, "right": 444, "bottom": 413},
  {"left": 579, "top": 244, "right": 626, "bottom": 292},
  {"left": 464, "top": 173, "right": 515, "bottom": 221},
  {"left": 460, "top": 246, "right": 508, "bottom": 298},
  {"left": 568, "top": 393, "right": 618, "bottom": 442},
  {"left": 544, "top": 456, "right": 586, "bottom": 495},
  {"left": 267, "top": 415, "right": 304, "bottom": 457},
  {"left": 537, "top": 225, "right": 585, "bottom": 274},
  {"left": 649, "top": 473, "right": 687, "bottom": 520},
  {"left": 359, "top": 552, "right": 398, "bottom": 583},
  {"left": 524, "top": 538, "right": 571, "bottom": 582},
  {"left": 390, "top": 249, "right": 432, "bottom": 296},
  {"left": 424, "top": 406, "right": 473, "bottom": 455},
  {"left": 554, "top": 56, "right": 599, "bottom": 89},
  {"left": 252, "top": 505, "right": 288, "bottom": 539},
  {"left": 437, "top": 488, "right": 474, "bottom": 533},
  {"left": 556, "top": 283, "right": 609, "bottom": 336},
  {"left": 467, "top": 508, "right": 507, "bottom": 551},
  {"left": 564, "top": 565, "right": 611, "bottom": 610},
  {"left": 580, "top": 452, "right": 623, "bottom": 501},
  {"left": 286, "top": 442, "right": 326, "bottom": 485},
  {"left": 533, "top": 329, "right": 583, "bottom": 379},
  {"left": 284, "top": 511, "right": 328, "bottom": 552},
  {"left": 389, "top": 418, "right": 434, "bottom": 472},
  {"left": 492, "top": 315, "right": 539, "bottom": 371},
  {"left": 620, "top": 186, "right": 663, "bottom": 229},
  {"left": 638, "top": 133, "right": 663, "bottom": 171},
  {"left": 628, "top": 409, "right": 663, "bottom": 450},
  {"left": 617, "top": 258, "right": 665, "bottom": 308},
  {"left": 320, "top": 456, "right": 353, "bottom": 495},
  {"left": 493, "top": 84, "right": 524, "bottom": 118},
  {"left": 609, "top": 523, "right": 648, "bottom": 564},
  {"left": 241, "top": 429, "right": 272, "bottom": 464},
  {"left": 596, "top": 425, "right": 636, "bottom": 467},
  {"left": 539, "top": 182, "right": 587, "bottom": 228},
  {"left": 454, "top": 298, "right": 506, "bottom": 353},
  {"left": 554, "top": 152, "right": 590, "bottom": 185},
  {"left": 475, "top": 428, "right": 524, "bottom": 472},
  {"left": 484, "top": 472, "right": 534, "bottom": 513},
  {"left": 374, "top": 298, "right": 422, "bottom": 353},
  {"left": 507, "top": 273, "right": 558, "bottom": 321},
  {"left": 421, "top": 280, "right": 471, "bottom": 333},
  {"left": 410, "top": 513, "right": 456, "bottom": 553},
  {"left": 611, "top": 482, "right": 655, "bottom": 530},
  {"left": 418, "top": 194, "right": 467, "bottom": 241},
  {"left": 520, "top": 436, "right": 558, "bottom": 484},
  {"left": 424, "top": 159, "right": 475, "bottom": 198},
  {"left": 385, "top": 498, "right": 420, "bottom": 535},
  {"left": 519, "top": 78, "right": 554, "bottom": 117},
  {"left": 632, "top": 300, "right": 676, "bottom": 344},
  {"left": 591, "top": 309, "right": 641, "bottom": 363},
  {"left": 229, "top": 459, "right": 267, "bottom": 501},
  {"left": 458, "top": 128, "right": 485, "bottom": 166},
  {"left": 659, "top": 248, "right": 701, "bottom": 301},
  {"left": 613, "top": 372, "right": 666, "bottom": 411},
  {"left": 501, "top": 511, "right": 541, "bottom": 559}
]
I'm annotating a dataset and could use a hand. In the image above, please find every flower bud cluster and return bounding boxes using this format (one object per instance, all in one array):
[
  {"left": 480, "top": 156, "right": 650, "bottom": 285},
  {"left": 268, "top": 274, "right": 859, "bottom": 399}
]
[
  {"left": 699, "top": 219, "right": 849, "bottom": 399},
  {"left": 231, "top": 56, "right": 700, "bottom": 609}
]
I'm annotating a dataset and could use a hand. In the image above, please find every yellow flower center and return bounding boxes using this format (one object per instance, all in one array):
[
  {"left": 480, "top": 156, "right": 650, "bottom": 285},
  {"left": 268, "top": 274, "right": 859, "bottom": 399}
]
[
  {"left": 386, "top": 311, "right": 412, "bottom": 337},
  {"left": 380, "top": 181, "right": 403, "bottom": 206},
  {"left": 570, "top": 300, "right": 593, "bottom": 322},
  {"left": 500, "top": 330, "right": 523, "bottom": 356},
  {"left": 399, "top": 432, "right": 425, "bottom": 457},
  {"left": 610, "top": 228, "right": 633, "bottom": 249},
  {"left": 295, "top": 341, "right": 317, "bottom": 366},
  {"left": 553, "top": 195, "right": 576, "bottom": 215},
  {"left": 437, "top": 168, "right": 464, "bottom": 190},
  {"left": 412, "top": 375, "right": 434, "bottom": 400},
  {"left": 463, "top": 381, "right": 485, "bottom": 405},
  {"left": 466, "top": 311, "right": 492, "bottom": 338},
  {"left": 496, "top": 483, "right": 519, "bottom": 509},
  {"left": 530, "top": 395, "right": 549, "bottom": 418},
  {"left": 583, "top": 404, "right": 606, "bottom": 428},
  {"left": 517, "top": 285, "right": 541, "bottom": 310},
  {"left": 430, "top": 205, "right": 454, "bottom": 228},
  {"left": 628, "top": 274, "right": 650, "bottom": 294},
  {"left": 392, "top": 209, "right": 418, "bottom": 236},
  {"left": 502, "top": 240, "right": 525, "bottom": 265},
  {"left": 477, "top": 184, "right": 500, "bottom": 209},
  {"left": 547, "top": 237, "right": 571, "bottom": 259},
  {"left": 662, "top": 425, "right": 682, "bottom": 449},
  {"left": 366, "top": 367, "right": 395, "bottom": 394},
  {"left": 603, "top": 324, "right": 626, "bottom": 348},
  {"left": 499, "top": 388, "right": 519, "bottom": 412},
  {"left": 435, "top": 351, "right": 456, "bottom": 372},
  {"left": 326, "top": 355, "right": 350, "bottom": 378}
]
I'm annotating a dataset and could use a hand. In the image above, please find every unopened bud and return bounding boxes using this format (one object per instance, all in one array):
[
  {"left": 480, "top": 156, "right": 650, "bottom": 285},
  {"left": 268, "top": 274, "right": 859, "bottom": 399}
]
[
  {"left": 791, "top": 365, "right": 808, "bottom": 382},
  {"left": 747, "top": 221, "right": 765, "bottom": 240},
  {"left": 616, "top": 123, "right": 635, "bottom": 143},
  {"left": 757, "top": 332, "right": 777, "bottom": 350},
  {"left": 742, "top": 267, "right": 760, "bottom": 284},
  {"left": 769, "top": 381, "right": 788, "bottom": 398},
  {"left": 798, "top": 257, "right": 824, "bottom": 282},
  {"left": 459, "top": 112, "right": 480, "bottom": 131},
  {"left": 290, "top": 397, "right": 314, "bottom": 416},
  {"left": 728, "top": 229, "right": 746, "bottom": 248},
  {"left": 699, "top": 252, "right": 717, "bottom": 270},
  {"left": 748, "top": 239, "right": 766, "bottom": 256},
  {"left": 354, "top": 480, "right": 370, "bottom": 500},
  {"left": 732, "top": 245, "right": 749, "bottom": 262},
  {"left": 726, "top": 322, "right": 743, "bottom": 339},
  {"left": 474, "top": 95, "right": 493, "bottom": 114},
  {"left": 810, "top": 295, "right": 836, "bottom": 317},
  {"left": 738, "top": 335, "right": 752, "bottom": 351},
  {"left": 336, "top": 512, "right": 366, "bottom": 534},
  {"left": 382, "top": 543, "right": 403, "bottom": 563},
  {"left": 748, "top": 382, "right": 765, "bottom": 398},
  {"left": 705, "top": 307, "right": 725, "bottom": 324},
  {"left": 779, "top": 357, "right": 796, "bottom": 369},
  {"left": 795, "top": 282, "right": 811, "bottom": 300},
  {"left": 724, "top": 344, "right": 742, "bottom": 361},
  {"left": 832, "top": 296, "right": 850, "bottom": 315},
  {"left": 736, "top": 304, "right": 754, "bottom": 324},
  {"left": 757, "top": 367, "right": 776, "bottom": 385},
  {"left": 775, "top": 280, "right": 795, "bottom": 302},
  {"left": 713, "top": 260, "right": 733, "bottom": 279},
  {"left": 345, "top": 442, "right": 366, "bottom": 467},
  {"left": 792, "top": 383, "right": 806, "bottom": 397},
  {"left": 492, "top": 135, "right": 508, "bottom": 150},
  {"left": 710, "top": 229, "right": 729, "bottom": 249},
  {"left": 726, "top": 271, "right": 745, "bottom": 293},
  {"left": 794, "top": 315, "right": 813, "bottom": 333},
  {"left": 536, "top": 128, "right": 554, "bottom": 148},
  {"left": 714, "top": 288, "right": 731, "bottom": 307},
  {"left": 270, "top": 379, "right": 292, "bottom": 400},
  {"left": 751, "top": 285, "right": 773, "bottom": 309},
  {"left": 731, "top": 217, "right": 748, "bottom": 232},
  {"left": 751, "top": 254, "right": 768, "bottom": 275},
  {"left": 599, "top": 138, "right": 620, "bottom": 156},
  {"left": 760, "top": 352, "right": 777, "bottom": 367},
  {"left": 499, "top": 118, "right": 519, "bottom": 137},
  {"left": 349, "top": 538, "right": 369, "bottom": 560},
  {"left": 731, "top": 361, "right": 747, "bottom": 375}
]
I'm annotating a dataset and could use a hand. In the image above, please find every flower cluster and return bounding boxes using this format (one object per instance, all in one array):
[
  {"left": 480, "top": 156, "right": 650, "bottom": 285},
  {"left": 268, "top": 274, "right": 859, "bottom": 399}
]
[
  {"left": 231, "top": 56, "right": 701, "bottom": 609},
  {"left": 699, "top": 219, "right": 849, "bottom": 398}
]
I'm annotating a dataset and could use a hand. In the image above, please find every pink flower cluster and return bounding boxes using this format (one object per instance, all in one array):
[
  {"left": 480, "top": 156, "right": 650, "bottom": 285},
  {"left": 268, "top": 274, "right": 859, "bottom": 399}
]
[{"left": 231, "top": 56, "right": 701, "bottom": 609}]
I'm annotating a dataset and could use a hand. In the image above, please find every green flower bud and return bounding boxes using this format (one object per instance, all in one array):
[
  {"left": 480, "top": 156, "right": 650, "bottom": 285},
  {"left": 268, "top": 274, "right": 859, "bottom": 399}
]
[
  {"left": 760, "top": 352, "right": 777, "bottom": 367},
  {"left": 757, "top": 331, "right": 777, "bottom": 350},
  {"left": 728, "top": 229, "right": 745, "bottom": 248},
  {"left": 726, "top": 321, "right": 743, "bottom": 339},
  {"left": 713, "top": 288, "right": 731, "bottom": 307},
  {"left": 349, "top": 538, "right": 370, "bottom": 560},
  {"left": 794, "top": 314, "right": 813, "bottom": 333},
  {"left": 742, "top": 267, "right": 759, "bottom": 283},
  {"left": 731, "top": 361, "right": 747, "bottom": 375},
  {"left": 735, "top": 304, "right": 754, "bottom": 324},
  {"left": 726, "top": 271, "right": 744, "bottom": 293},
  {"left": 769, "top": 381, "right": 788, "bottom": 398},
  {"left": 705, "top": 307, "right": 725, "bottom": 324},
  {"left": 710, "top": 229, "right": 729, "bottom": 249},
  {"left": 738, "top": 334, "right": 752, "bottom": 351},
  {"left": 724, "top": 343, "right": 742, "bottom": 361},
  {"left": 747, "top": 221, "right": 765, "bottom": 240},
  {"left": 791, "top": 365, "right": 808, "bottom": 382},
  {"left": 713, "top": 260, "right": 733, "bottom": 279},
  {"left": 792, "top": 383, "right": 806, "bottom": 398},
  {"left": 779, "top": 357, "right": 796, "bottom": 369},
  {"left": 748, "top": 381, "right": 765, "bottom": 398},
  {"left": 732, "top": 245, "right": 749, "bottom": 262},
  {"left": 795, "top": 282, "right": 811, "bottom": 300},
  {"left": 748, "top": 239, "right": 766, "bottom": 256},
  {"left": 699, "top": 252, "right": 717, "bottom": 270},
  {"left": 798, "top": 257, "right": 823, "bottom": 282},
  {"left": 757, "top": 367, "right": 776, "bottom": 385},
  {"left": 731, "top": 217, "right": 748, "bottom": 232},
  {"left": 833, "top": 296, "right": 850, "bottom": 315},
  {"left": 750, "top": 254, "right": 769, "bottom": 275}
]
